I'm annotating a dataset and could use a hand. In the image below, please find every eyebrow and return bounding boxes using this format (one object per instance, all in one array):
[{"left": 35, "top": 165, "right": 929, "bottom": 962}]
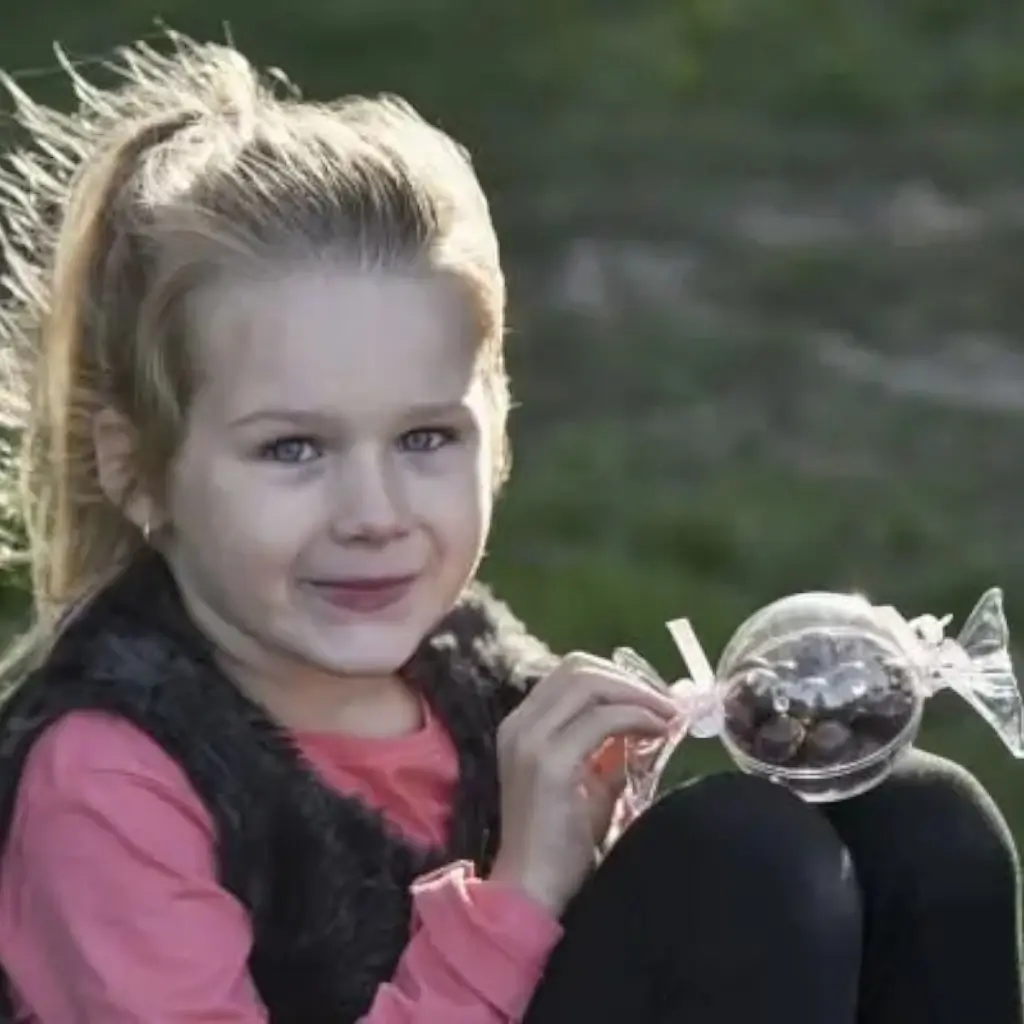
[{"left": 227, "top": 401, "right": 472, "bottom": 430}]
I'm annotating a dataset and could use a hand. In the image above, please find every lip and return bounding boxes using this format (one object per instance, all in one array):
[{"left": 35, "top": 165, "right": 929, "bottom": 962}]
[{"left": 306, "top": 575, "right": 418, "bottom": 614}]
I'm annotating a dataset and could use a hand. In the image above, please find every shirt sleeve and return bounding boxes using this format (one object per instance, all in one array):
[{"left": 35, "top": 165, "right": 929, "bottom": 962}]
[
  {"left": 0, "top": 711, "right": 267, "bottom": 1022},
  {"left": 363, "top": 862, "right": 562, "bottom": 1023},
  {"left": 0, "top": 712, "right": 562, "bottom": 1024}
]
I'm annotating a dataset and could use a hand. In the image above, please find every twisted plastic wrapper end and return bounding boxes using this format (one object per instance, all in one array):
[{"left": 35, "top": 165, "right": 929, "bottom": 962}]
[
  {"left": 902, "top": 587, "right": 1024, "bottom": 757},
  {"left": 613, "top": 587, "right": 1022, "bottom": 818},
  {"left": 612, "top": 618, "right": 722, "bottom": 819}
]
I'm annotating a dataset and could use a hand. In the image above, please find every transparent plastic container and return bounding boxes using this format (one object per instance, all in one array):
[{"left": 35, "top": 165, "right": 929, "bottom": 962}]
[
  {"left": 716, "top": 592, "right": 924, "bottom": 800},
  {"left": 614, "top": 586, "right": 1019, "bottom": 811}
]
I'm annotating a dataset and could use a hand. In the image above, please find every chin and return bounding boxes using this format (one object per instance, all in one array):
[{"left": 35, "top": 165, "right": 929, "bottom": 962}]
[{"left": 303, "top": 621, "right": 427, "bottom": 677}]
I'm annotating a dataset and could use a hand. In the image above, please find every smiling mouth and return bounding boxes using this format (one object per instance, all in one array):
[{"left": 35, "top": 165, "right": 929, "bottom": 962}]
[{"left": 306, "top": 575, "right": 418, "bottom": 614}]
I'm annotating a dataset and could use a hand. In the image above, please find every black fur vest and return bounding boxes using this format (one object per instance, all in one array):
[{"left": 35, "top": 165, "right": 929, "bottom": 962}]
[{"left": 0, "top": 551, "right": 555, "bottom": 1022}]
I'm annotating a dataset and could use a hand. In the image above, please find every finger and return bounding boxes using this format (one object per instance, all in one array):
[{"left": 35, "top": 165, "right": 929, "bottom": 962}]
[
  {"left": 503, "top": 677, "right": 595, "bottom": 753},
  {"left": 547, "top": 704, "right": 670, "bottom": 780},
  {"left": 532, "top": 654, "right": 679, "bottom": 723},
  {"left": 527, "top": 666, "right": 678, "bottom": 749},
  {"left": 511, "top": 653, "right": 606, "bottom": 728},
  {"left": 583, "top": 652, "right": 675, "bottom": 698}
]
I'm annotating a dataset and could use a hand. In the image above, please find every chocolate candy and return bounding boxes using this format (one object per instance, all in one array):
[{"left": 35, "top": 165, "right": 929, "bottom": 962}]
[
  {"left": 615, "top": 585, "right": 1009, "bottom": 809},
  {"left": 853, "top": 689, "right": 915, "bottom": 743},
  {"left": 724, "top": 676, "right": 776, "bottom": 729},
  {"left": 805, "top": 720, "right": 854, "bottom": 766},
  {"left": 753, "top": 714, "right": 805, "bottom": 764},
  {"left": 723, "top": 636, "right": 917, "bottom": 772},
  {"left": 724, "top": 692, "right": 756, "bottom": 734}
]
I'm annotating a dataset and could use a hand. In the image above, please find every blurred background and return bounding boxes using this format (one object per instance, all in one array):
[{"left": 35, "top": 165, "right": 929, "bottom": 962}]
[{"left": 3, "top": 2, "right": 1024, "bottom": 836}]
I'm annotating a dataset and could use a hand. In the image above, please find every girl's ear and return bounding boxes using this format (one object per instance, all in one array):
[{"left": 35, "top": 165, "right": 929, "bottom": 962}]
[{"left": 92, "top": 408, "right": 160, "bottom": 533}]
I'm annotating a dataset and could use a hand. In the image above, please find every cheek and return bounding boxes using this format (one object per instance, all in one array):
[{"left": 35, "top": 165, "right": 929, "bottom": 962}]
[
  {"left": 409, "top": 459, "right": 490, "bottom": 558},
  {"left": 168, "top": 452, "right": 315, "bottom": 576}
]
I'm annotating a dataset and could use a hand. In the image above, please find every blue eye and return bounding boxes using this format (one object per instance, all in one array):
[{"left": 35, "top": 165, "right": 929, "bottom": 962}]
[
  {"left": 398, "top": 428, "right": 458, "bottom": 454},
  {"left": 259, "top": 437, "right": 322, "bottom": 463}
]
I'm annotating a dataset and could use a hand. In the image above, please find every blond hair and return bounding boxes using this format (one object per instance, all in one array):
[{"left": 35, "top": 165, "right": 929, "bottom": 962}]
[{"left": 0, "top": 33, "right": 507, "bottom": 674}]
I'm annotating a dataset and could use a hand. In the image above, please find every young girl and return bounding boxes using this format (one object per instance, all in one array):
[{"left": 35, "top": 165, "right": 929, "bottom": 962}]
[{"left": 0, "top": 34, "right": 1019, "bottom": 1024}]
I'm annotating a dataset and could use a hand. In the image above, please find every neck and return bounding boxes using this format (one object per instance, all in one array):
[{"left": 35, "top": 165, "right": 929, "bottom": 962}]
[{"left": 219, "top": 650, "right": 425, "bottom": 737}]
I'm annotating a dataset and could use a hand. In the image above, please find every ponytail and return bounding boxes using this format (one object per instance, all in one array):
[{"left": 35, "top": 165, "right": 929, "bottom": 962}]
[{"left": 0, "top": 54, "right": 193, "bottom": 681}]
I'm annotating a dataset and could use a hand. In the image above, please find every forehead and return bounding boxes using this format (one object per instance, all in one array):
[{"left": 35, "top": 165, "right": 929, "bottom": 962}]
[{"left": 190, "top": 265, "right": 482, "bottom": 421}]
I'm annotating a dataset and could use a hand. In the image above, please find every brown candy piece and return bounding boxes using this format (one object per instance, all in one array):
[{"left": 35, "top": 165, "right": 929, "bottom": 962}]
[
  {"left": 724, "top": 680, "right": 776, "bottom": 732},
  {"left": 753, "top": 714, "right": 805, "bottom": 764},
  {"left": 804, "top": 720, "right": 854, "bottom": 766},
  {"left": 788, "top": 688, "right": 825, "bottom": 723},
  {"left": 724, "top": 692, "right": 756, "bottom": 735},
  {"left": 854, "top": 690, "right": 914, "bottom": 743}
]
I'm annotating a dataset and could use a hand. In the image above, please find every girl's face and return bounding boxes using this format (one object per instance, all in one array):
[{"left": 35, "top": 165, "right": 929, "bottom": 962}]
[{"left": 160, "top": 265, "right": 497, "bottom": 704}]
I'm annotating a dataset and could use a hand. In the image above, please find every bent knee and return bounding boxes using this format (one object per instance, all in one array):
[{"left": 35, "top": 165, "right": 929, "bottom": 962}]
[
  {"left": 840, "top": 751, "right": 1020, "bottom": 902},
  {"left": 617, "top": 773, "right": 862, "bottom": 939}
]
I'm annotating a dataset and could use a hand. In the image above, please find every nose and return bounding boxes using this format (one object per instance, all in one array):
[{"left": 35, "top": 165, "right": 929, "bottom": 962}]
[{"left": 328, "top": 444, "right": 409, "bottom": 545}]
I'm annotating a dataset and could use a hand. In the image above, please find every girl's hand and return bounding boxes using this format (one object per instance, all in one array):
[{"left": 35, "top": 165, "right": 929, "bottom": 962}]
[{"left": 489, "top": 652, "right": 678, "bottom": 915}]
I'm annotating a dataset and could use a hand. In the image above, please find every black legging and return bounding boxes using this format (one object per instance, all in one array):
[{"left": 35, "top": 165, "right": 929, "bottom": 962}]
[{"left": 523, "top": 749, "right": 1023, "bottom": 1023}]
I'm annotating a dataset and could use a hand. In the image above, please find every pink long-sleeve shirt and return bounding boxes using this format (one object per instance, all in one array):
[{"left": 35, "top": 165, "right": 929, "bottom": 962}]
[{"left": 0, "top": 697, "right": 563, "bottom": 1023}]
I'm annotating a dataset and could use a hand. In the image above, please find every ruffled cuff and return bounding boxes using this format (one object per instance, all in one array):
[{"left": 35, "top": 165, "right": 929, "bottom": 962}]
[{"left": 408, "top": 861, "right": 563, "bottom": 1019}]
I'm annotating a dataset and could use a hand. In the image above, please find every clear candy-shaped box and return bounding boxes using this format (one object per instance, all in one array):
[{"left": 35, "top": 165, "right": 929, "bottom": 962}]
[{"left": 614, "top": 588, "right": 1021, "bottom": 813}]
